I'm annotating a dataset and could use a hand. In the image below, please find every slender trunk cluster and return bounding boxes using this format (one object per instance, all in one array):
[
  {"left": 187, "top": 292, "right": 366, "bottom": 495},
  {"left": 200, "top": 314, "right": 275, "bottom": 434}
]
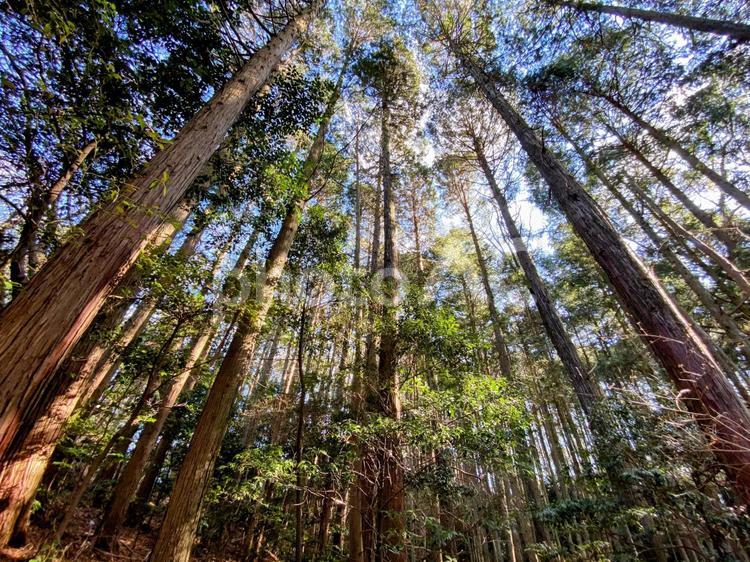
[
  {"left": 452, "top": 179, "right": 513, "bottom": 378},
  {"left": 150, "top": 49, "right": 344, "bottom": 560},
  {"left": 449, "top": 41, "right": 750, "bottom": 503},
  {"left": 0, "top": 203, "right": 194, "bottom": 547},
  {"left": 472, "top": 136, "right": 601, "bottom": 417},
  {"left": 0, "top": 8, "right": 314, "bottom": 462},
  {"left": 600, "top": 95, "right": 750, "bottom": 211},
  {"left": 557, "top": 1, "right": 750, "bottom": 42}
]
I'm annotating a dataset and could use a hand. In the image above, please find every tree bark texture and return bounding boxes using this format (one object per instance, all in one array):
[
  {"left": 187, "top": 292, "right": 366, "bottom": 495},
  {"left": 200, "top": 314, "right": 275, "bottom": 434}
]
[
  {"left": 455, "top": 47, "right": 750, "bottom": 504},
  {"left": 0, "top": 11, "right": 312, "bottom": 461}
]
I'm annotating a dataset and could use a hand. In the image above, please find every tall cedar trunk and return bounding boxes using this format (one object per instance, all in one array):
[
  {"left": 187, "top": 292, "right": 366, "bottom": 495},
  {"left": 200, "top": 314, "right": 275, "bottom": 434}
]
[
  {"left": 474, "top": 122, "right": 668, "bottom": 560},
  {"left": 97, "top": 234, "right": 237, "bottom": 545},
  {"left": 363, "top": 178, "right": 383, "bottom": 392},
  {"left": 347, "top": 140, "right": 365, "bottom": 561},
  {"left": 317, "top": 486, "right": 334, "bottom": 556},
  {"left": 150, "top": 57, "right": 344, "bottom": 561},
  {"left": 0, "top": 301, "right": 151, "bottom": 547},
  {"left": 4, "top": 139, "right": 97, "bottom": 290},
  {"left": 49, "top": 209, "right": 198, "bottom": 427},
  {"left": 130, "top": 365, "right": 202, "bottom": 518},
  {"left": 353, "top": 114, "right": 384, "bottom": 562},
  {"left": 349, "top": 122, "right": 362, "bottom": 406},
  {"left": 0, "top": 204, "right": 192, "bottom": 547},
  {"left": 472, "top": 136, "right": 601, "bottom": 418},
  {"left": 454, "top": 45, "right": 750, "bottom": 503},
  {"left": 599, "top": 94, "right": 750, "bottom": 210},
  {"left": 559, "top": 1, "right": 750, "bottom": 42},
  {"left": 454, "top": 184, "right": 513, "bottom": 378},
  {"left": 349, "top": 197, "right": 377, "bottom": 562},
  {"left": 621, "top": 180, "right": 750, "bottom": 401},
  {"left": 471, "top": 139, "right": 642, "bottom": 548},
  {"left": 555, "top": 124, "right": 750, "bottom": 364},
  {"left": 0, "top": 10, "right": 313, "bottom": 460},
  {"left": 80, "top": 209, "right": 206, "bottom": 411},
  {"left": 558, "top": 128, "right": 750, "bottom": 399},
  {"left": 315, "top": 469, "right": 335, "bottom": 557},
  {"left": 375, "top": 96, "right": 406, "bottom": 562}
]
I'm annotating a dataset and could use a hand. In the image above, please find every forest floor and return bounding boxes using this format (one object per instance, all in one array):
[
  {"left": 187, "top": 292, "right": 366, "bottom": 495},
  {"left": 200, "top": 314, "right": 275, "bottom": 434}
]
[
  {"left": 23, "top": 507, "right": 272, "bottom": 561},
  {"left": 26, "top": 507, "right": 154, "bottom": 561}
]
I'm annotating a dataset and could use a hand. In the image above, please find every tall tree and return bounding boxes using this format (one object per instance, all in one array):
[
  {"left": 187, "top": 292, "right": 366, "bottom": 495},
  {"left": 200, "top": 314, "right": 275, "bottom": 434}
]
[
  {"left": 150, "top": 50, "right": 349, "bottom": 561},
  {"left": 554, "top": 1, "right": 750, "bottom": 42},
  {"left": 426, "top": 6, "right": 750, "bottom": 503},
  {"left": 0, "top": 1, "right": 318, "bottom": 461},
  {"left": 354, "top": 37, "right": 420, "bottom": 561}
]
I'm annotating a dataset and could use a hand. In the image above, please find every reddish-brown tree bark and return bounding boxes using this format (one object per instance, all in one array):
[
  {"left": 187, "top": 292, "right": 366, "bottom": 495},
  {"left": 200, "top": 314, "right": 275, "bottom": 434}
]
[
  {"left": 449, "top": 42, "right": 750, "bottom": 504},
  {"left": 150, "top": 47, "right": 342, "bottom": 561},
  {"left": 374, "top": 96, "right": 406, "bottom": 562},
  {"left": 0, "top": 205, "right": 192, "bottom": 548},
  {"left": 0, "top": 11, "right": 311, "bottom": 461}
]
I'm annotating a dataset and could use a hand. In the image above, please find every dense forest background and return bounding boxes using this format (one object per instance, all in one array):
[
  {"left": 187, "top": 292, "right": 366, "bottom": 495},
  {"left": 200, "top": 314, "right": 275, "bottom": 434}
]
[{"left": 1, "top": 0, "right": 750, "bottom": 560}]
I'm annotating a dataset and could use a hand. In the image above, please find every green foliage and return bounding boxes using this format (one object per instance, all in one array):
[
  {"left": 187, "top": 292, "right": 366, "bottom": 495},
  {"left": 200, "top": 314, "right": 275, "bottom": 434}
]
[
  {"left": 354, "top": 37, "right": 420, "bottom": 104},
  {"left": 404, "top": 374, "right": 525, "bottom": 465},
  {"left": 8, "top": 1, "right": 750, "bottom": 560},
  {"left": 288, "top": 203, "right": 349, "bottom": 274}
]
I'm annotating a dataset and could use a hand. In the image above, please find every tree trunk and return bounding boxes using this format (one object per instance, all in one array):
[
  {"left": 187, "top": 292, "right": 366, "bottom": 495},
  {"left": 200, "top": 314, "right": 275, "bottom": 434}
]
[
  {"left": 129, "top": 370, "right": 200, "bottom": 519},
  {"left": 454, "top": 45, "right": 750, "bottom": 504},
  {"left": 558, "top": 1, "right": 750, "bottom": 42},
  {"left": 0, "top": 9, "right": 313, "bottom": 460},
  {"left": 375, "top": 97, "right": 406, "bottom": 562},
  {"left": 316, "top": 473, "right": 335, "bottom": 557},
  {"left": 353, "top": 88, "right": 385, "bottom": 562},
  {"left": 149, "top": 55, "right": 343, "bottom": 561},
  {"left": 410, "top": 187, "right": 424, "bottom": 276},
  {"left": 455, "top": 184, "right": 513, "bottom": 378},
  {"left": 53, "top": 339, "right": 173, "bottom": 543},
  {"left": 3, "top": 140, "right": 98, "bottom": 291},
  {"left": 150, "top": 201, "right": 303, "bottom": 561},
  {"left": 78, "top": 206, "right": 198, "bottom": 410},
  {"left": 349, "top": 167, "right": 380, "bottom": 561},
  {"left": 294, "top": 292, "right": 308, "bottom": 562}
]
